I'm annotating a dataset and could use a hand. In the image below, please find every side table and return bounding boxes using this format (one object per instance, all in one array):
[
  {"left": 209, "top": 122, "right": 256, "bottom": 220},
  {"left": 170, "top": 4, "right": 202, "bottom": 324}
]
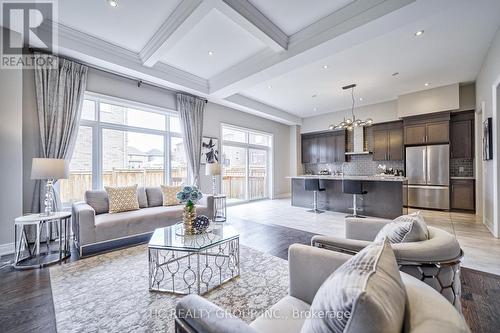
[
  {"left": 213, "top": 195, "right": 227, "bottom": 222},
  {"left": 14, "top": 212, "right": 71, "bottom": 269}
]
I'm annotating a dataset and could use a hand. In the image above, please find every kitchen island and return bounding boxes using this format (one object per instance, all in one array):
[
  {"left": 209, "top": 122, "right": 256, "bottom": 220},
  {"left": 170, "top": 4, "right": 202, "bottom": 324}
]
[{"left": 290, "top": 175, "right": 408, "bottom": 219}]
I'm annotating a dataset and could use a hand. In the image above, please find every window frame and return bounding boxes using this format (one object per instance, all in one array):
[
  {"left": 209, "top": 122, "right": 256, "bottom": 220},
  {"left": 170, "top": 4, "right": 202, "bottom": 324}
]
[
  {"left": 220, "top": 123, "right": 274, "bottom": 203},
  {"left": 62, "top": 92, "right": 185, "bottom": 204}
]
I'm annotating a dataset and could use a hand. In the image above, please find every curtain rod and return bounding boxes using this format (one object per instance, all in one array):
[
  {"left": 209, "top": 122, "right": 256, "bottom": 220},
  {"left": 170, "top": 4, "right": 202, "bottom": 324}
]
[{"left": 28, "top": 47, "right": 208, "bottom": 103}]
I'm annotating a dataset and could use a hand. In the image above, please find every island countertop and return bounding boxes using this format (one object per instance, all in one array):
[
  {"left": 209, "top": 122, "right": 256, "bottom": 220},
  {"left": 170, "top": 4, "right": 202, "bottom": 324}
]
[{"left": 287, "top": 175, "right": 407, "bottom": 182}]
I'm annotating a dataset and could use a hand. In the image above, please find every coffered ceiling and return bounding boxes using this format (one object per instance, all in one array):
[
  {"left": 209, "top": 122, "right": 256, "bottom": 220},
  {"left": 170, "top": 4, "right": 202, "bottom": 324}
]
[{"left": 17, "top": 0, "right": 500, "bottom": 125}]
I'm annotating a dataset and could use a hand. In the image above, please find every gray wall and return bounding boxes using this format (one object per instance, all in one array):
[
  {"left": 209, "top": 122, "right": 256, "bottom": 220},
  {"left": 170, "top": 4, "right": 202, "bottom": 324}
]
[
  {"left": 476, "top": 26, "right": 500, "bottom": 237},
  {"left": 0, "top": 29, "right": 23, "bottom": 254}
]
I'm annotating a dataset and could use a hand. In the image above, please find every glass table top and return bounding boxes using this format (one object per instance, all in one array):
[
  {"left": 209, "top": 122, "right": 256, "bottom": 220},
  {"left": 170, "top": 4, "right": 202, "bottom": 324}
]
[{"left": 148, "top": 223, "right": 239, "bottom": 251}]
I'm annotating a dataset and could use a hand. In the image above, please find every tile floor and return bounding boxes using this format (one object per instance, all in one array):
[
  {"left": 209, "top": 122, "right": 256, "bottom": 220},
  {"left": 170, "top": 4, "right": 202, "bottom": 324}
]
[{"left": 228, "top": 199, "right": 500, "bottom": 276}]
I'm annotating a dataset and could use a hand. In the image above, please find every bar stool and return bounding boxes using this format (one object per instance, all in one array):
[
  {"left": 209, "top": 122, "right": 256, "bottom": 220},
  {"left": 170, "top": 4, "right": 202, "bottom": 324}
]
[
  {"left": 304, "top": 179, "right": 325, "bottom": 214},
  {"left": 342, "top": 180, "right": 367, "bottom": 218}
]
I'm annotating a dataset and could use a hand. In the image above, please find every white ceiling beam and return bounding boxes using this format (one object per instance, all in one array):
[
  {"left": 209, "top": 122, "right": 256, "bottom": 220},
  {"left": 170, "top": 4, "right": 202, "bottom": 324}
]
[
  {"left": 209, "top": 0, "right": 415, "bottom": 98},
  {"left": 139, "top": 0, "right": 213, "bottom": 67},
  {"left": 51, "top": 23, "right": 210, "bottom": 94},
  {"left": 223, "top": 94, "right": 302, "bottom": 125},
  {"left": 216, "top": 0, "right": 288, "bottom": 52}
]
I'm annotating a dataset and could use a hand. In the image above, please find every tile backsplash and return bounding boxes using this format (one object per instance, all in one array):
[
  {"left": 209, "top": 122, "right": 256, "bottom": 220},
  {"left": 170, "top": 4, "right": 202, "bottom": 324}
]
[
  {"left": 450, "top": 158, "right": 474, "bottom": 177},
  {"left": 304, "top": 155, "right": 404, "bottom": 176}
]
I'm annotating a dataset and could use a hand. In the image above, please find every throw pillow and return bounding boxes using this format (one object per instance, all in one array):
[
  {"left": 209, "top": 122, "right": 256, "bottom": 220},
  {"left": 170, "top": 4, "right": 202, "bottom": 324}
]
[
  {"left": 161, "top": 185, "right": 182, "bottom": 206},
  {"left": 301, "top": 239, "right": 406, "bottom": 333},
  {"left": 104, "top": 185, "right": 140, "bottom": 214},
  {"left": 374, "top": 211, "right": 429, "bottom": 244}
]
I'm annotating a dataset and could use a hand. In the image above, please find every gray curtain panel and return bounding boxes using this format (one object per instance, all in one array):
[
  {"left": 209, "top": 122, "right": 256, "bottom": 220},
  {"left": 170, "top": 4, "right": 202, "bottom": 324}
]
[
  {"left": 30, "top": 53, "right": 88, "bottom": 239},
  {"left": 176, "top": 93, "right": 205, "bottom": 187}
]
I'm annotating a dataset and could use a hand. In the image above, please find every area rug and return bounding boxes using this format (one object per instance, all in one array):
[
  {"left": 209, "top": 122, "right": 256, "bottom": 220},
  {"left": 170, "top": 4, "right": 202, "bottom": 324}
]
[{"left": 49, "top": 244, "right": 289, "bottom": 333}]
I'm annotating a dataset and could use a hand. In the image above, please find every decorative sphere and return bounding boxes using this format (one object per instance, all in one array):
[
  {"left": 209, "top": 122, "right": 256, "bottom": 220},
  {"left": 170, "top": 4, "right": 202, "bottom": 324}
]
[{"left": 193, "top": 215, "right": 210, "bottom": 233}]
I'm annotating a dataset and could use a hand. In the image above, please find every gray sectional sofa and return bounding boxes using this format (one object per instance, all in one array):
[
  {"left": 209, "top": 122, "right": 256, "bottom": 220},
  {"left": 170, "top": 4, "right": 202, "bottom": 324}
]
[{"left": 72, "top": 187, "right": 214, "bottom": 257}]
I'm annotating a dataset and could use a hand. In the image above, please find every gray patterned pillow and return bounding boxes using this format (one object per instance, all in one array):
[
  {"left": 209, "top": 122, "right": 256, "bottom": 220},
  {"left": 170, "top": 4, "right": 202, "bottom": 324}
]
[
  {"left": 374, "top": 212, "right": 429, "bottom": 243},
  {"left": 301, "top": 240, "right": 406, "bottom": 333}
]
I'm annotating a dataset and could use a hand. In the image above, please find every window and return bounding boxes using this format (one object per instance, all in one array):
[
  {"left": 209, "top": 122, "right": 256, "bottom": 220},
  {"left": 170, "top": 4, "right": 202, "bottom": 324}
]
[
  {"left": 221, "top": 124, "right": 272, "bottom": 203},
  {"left": 60, "top": 93, "right": 185, "bottom": 204}
]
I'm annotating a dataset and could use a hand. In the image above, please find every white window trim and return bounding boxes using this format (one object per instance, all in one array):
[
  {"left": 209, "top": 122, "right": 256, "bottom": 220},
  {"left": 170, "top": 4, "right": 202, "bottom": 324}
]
[
  {"left": 220, "top": 123, "right": 274, "bottom": 203},
  {"left": 63, "top": 92, "right": 186, "bottom": 204}
]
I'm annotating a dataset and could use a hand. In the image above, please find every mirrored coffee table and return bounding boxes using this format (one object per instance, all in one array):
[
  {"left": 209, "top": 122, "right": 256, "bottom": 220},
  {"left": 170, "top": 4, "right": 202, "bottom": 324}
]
[{"left": 148, "top": 223, "right": 240, "bottom": 295}]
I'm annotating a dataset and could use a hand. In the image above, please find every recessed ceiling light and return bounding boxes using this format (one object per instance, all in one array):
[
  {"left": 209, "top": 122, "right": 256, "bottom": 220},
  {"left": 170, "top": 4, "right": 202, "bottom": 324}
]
[
  {"left": 414, "top": 30, "right": 424, "bottom": 37},
  {"left": 323, "top": 65, "right": 328, "bottom": 69},
  {"left": 424, "top": 82, "right": 430, "bottom": 87},
  {"left": 208, "top": 51, "right": 214, "bottom": 56},
  {"left": 267, "top": 85, "right": 272, "bottom": 89},
  {"left": 313, "top": 107, "right": 318, "bottom": 111},
  {"left": 359, "top": 97, "right": 363, "bottom": 101},
  {"left": 108, "top": 0, "right": 118, "bottom": 7}
]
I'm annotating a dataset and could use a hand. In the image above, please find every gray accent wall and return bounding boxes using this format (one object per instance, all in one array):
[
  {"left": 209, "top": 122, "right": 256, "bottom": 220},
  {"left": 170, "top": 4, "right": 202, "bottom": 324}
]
[{"left": 0, "top": 29, "right": 23, "bottom": 254}]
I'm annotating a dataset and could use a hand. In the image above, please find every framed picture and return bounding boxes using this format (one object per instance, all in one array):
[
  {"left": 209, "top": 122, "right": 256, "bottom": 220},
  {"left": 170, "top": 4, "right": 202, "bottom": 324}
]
[
  {"left": 201, "top": 137, "right": 219, "bottom": 164},
  {"left": 483, "top": 117, "right": 493, "bottom": 160}
]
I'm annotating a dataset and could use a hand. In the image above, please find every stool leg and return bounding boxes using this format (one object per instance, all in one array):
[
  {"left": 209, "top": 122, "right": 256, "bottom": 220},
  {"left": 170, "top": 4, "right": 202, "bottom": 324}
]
[
  {"left": 352, "top": 194, "right": 357, "bottom": 216},
  {"left": 313, "top": 191, "right": 318, "bottom": 211}
]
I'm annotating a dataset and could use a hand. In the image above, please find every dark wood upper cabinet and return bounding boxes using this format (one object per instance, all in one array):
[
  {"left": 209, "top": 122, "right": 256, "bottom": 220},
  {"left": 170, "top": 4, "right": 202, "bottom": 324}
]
[
  {"left": 372, "top": 122, "right": 403, "bottom": 161},
  {"left": 451, "top": 179, "right": 475, "bottom": 211},
  {"left": 450, "top": 120, "right": 472, "bottom": 159},
  {"left": 301, "top": 131, "right": 345, "bottom": 164},
  {"left": 404, "top": 124, "right": 427, "bottom": 145},
  {"left": 426, "top": 121, "right": 449, "bottom": 144}
]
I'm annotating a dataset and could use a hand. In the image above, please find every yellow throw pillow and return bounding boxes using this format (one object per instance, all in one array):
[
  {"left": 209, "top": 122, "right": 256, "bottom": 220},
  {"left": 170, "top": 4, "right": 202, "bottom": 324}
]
[
  {"left": 161, "top": 185, "right": 182, "bottom": 206},
  {"left": 105, "top": 185, "right": 140, "bottom": 213}
]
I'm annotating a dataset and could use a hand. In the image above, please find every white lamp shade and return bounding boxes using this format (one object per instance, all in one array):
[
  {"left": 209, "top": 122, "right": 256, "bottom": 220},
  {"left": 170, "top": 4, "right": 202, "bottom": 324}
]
[
  {"left": 205, "top": 162, "right": 221, "bottom": 176},
  {"left": 31, "top": 158, "right": 69, "bottom": 180}
]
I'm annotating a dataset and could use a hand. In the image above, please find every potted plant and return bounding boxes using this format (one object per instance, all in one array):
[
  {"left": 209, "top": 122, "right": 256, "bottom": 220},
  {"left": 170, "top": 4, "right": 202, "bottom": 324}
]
[{"left": 176, "top": 186, "right": 203, "bottom": 234}]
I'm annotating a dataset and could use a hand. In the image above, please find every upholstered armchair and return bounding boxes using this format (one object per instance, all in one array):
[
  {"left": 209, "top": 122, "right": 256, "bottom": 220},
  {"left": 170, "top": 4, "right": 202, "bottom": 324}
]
[
  {"left": 175, "top": 244, "right": 469, "bottom": 333},
  {"left": 311, "top": 217, "right": 463, "bottom": 309}
]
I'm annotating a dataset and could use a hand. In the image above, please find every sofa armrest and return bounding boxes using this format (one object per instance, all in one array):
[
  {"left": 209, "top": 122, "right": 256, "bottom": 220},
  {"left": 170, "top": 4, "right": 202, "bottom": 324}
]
[
  {"left": 345, "top": 217, "right": 391, "bottom": 241},
  {"left": 71, "top": 202, "right": 96, "bottom": 247},
  {"left": 288, "top": 244, "right": 352, "bottom": 304},
  {"left": 176, "top": 294, "right": 257, "bottom": 333},
  {"left": 311, "top": 235, "right": 371, "bottom": 254}
]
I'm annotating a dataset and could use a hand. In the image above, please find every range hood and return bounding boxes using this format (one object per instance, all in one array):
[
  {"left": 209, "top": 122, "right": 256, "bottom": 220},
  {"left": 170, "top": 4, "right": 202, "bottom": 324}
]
[{"left": 345, "top": 127, "right": 371, "bottom": 155}]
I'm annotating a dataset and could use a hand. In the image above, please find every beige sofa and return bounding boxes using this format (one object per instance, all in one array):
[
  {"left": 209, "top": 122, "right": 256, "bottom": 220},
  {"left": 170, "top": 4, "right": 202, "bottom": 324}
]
[{"left": 72, "top": 187, "right": 214, "bottom": 257}]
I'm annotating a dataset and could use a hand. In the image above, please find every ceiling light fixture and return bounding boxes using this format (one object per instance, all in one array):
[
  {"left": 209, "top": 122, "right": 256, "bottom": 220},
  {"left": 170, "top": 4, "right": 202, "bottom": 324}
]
[
  {"left": 392, "top": 72, "right": 399, "bottom": 76},
  {"left": 359, "top": 97, "right": 363, "bottom": 101},
  {"left": 313, "top": 107, "right": 318, "bottom": 111},
  {"left": 323, "top": 65, "right": 329, "bottom": 69},
  {"left": 208, "top": 51, "right": 214, "bottom": 56},
  {"left": 329, "top": 84, "right": 373, "bottom": 131},
  {"left": 424, "top": 82, "right": 430, "bottom": 87},
  {"left": 108, "top": 0, "right": 118, "bottom": 7},
  {"left": 267, "top": 85, "right": 272, "bottom": 89},
  {"left": 414, "top": 30, "right": 424, "bottom": 37}
]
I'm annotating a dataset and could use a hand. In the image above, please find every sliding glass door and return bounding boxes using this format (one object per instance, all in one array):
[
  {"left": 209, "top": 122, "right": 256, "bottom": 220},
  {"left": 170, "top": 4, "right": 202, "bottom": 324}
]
[{"left": 221, "top": 124, "right": 272, "bottom": 204}]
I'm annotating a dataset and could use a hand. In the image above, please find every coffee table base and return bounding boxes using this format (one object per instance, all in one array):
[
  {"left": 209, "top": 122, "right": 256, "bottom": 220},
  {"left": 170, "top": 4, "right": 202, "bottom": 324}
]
[{"left": 149, "top": 237, "right": 240, "bottom": 295}]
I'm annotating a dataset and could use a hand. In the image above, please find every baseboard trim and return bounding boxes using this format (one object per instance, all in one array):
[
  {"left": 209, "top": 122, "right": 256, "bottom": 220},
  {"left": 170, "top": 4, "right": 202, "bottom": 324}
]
[
  {"left": 0, "top": 243, "right": 15, "bottom": 256},
  {"left": 483, "top": 217, "right": 498, "bottom": 238},
  {"left": 274, "top": 193, "right": 291, "bottom": 199}
]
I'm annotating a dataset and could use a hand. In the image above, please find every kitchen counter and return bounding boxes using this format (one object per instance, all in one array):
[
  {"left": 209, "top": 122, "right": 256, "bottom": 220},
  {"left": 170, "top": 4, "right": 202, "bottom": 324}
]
[
  {"left": 290, "top": 176, "right": 408, "bottom": 219},
  {"left": 289, "top": 175, "right": 407, "bottom": 182}
]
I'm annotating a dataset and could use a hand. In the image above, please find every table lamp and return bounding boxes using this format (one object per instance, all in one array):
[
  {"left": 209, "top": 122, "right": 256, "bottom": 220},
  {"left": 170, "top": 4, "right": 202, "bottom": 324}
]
[
  {"left": 31, "top": 158, "right": 69, "bottom": 216},
  {"left": 205, "top": 162, "right": 220, "bottom": 195}
]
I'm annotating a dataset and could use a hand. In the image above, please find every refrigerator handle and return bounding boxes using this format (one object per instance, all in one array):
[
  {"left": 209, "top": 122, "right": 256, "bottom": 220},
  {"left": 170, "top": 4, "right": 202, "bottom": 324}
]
[
  {"left": 426, "top": 147, "right": 431, "bottom": 184},
  {"left": 422, "top": 148, "right": 427, "bottom": 185}
]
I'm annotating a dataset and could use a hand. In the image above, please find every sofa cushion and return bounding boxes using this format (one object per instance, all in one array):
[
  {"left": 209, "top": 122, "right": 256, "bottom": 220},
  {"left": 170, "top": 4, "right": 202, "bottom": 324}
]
[
  {"left": 93, "top": 205, "right": 212, "bottom": 243},
  {"left": 301, "top": 240, "right": 406, "bottom": 333},
  {"left": 137, "top": 187, "right": 148, "bottom": 209},
  {"left": 251, "top": 296, "right": 310, "bottom": 333},
  {"left": 105, "top": 185, "right": 140, "bottom": 213},
  {"left": 374, "top": 212, "right": 429, "bottom": 244},
  {"left": 146, "top": 187, "right": 163, "bottom": 207},
  {"left": 161, "top": 185, "right": 182, "bottom": 206},
  {"left": 84, "top": 190, "right": 109, "bottom": 215}
]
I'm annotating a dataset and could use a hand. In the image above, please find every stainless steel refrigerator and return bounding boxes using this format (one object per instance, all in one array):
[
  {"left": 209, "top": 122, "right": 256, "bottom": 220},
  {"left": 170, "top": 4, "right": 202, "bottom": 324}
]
[{"left": 405, "top": 145, "right": 450, "bottom": 209}]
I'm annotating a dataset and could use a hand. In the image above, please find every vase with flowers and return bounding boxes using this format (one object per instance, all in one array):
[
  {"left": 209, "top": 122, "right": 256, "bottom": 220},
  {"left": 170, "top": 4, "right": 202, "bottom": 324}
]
[{"left": 176, "top": 186, "right": 203, "bottom": 235}]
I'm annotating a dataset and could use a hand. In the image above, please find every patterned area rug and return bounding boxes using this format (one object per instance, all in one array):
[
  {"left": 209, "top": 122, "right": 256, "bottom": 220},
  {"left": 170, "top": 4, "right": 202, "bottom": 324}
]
[{"left": 49, "top": 245, "right": 289, "bottom": 333}]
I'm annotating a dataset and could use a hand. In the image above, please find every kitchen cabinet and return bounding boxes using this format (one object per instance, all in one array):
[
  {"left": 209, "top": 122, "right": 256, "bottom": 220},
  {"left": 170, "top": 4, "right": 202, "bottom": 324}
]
[
  {"left": 404, "top": 121, "right": 449, "bottom": 145},
  {"left": 372, "top": 122, "right": 403, "bottom": 161},
  {"left": 450, "top": 120, "right": 473, "bottom": 159},
  {"left": 451, "top": 179, "right": 475, "bottom": 211},
  {"left": 301, "top": 131, "right": 345, "bottom": 164}
]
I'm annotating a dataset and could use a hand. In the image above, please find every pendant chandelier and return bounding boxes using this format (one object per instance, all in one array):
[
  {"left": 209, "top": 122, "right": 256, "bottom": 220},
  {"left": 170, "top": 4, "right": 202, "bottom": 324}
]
[{"left": 329, "top": 84, "right": 373, "bottom": 131}]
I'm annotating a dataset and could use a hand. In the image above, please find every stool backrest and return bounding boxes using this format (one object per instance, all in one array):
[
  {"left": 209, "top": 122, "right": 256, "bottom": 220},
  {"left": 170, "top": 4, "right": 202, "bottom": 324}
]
[
  {"left": 304, "top": 179, "right": 320, "bottom": 191},
  {"left": 342, "top": 180, "right": 364, "bottom": 194}
]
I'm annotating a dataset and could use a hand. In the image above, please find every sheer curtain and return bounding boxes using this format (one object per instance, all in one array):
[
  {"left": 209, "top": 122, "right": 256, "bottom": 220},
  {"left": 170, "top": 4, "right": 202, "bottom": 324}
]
[
  {"left": 176, "top": 93, "right": 205, "bottom": 187},
  {"left": 31, "top": 53, "right": 88, "bottom": 215}
]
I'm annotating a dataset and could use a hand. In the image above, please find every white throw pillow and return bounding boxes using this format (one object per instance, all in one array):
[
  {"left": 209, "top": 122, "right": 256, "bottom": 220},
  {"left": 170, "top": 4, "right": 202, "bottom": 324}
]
[{"left": 374, "top": 211, "right": 429, "bottom": 244}]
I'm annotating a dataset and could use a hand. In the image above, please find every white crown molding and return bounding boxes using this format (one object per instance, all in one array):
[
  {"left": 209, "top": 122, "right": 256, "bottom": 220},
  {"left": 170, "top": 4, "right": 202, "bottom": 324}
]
[
  {"left": 209, "top": 0, "right": 415, "bottom": 98},
  {"left": 218, "top": 0, "right": 288, "bottom": 51}
]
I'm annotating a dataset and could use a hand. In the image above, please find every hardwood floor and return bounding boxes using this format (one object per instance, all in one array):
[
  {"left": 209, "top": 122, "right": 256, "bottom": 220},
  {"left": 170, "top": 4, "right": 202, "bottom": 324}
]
[{"left": 0, "top": 213, "right": 498, "bottom": 332}]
